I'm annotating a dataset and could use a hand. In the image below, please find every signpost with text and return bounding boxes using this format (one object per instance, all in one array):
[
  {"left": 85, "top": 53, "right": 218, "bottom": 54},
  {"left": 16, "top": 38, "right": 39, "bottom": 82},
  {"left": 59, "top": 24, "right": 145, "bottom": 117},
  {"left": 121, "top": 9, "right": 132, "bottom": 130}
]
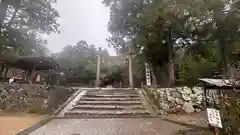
[
  {"left": 207, "top": 108, "right": 222, "bottom": 135},
  {"left": 145, "top": 63, "right": 151, "bottom": 86}
]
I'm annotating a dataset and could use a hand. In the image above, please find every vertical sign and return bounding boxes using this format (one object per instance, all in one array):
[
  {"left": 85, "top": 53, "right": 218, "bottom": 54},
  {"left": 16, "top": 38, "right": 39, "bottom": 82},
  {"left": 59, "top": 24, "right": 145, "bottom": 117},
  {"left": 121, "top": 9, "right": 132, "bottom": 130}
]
[
  {"left": 145, "top": 63, "right": 151, "bottom": 86},
  {"left": 207, "top": 108, "right": 222, "bottom": 128}
]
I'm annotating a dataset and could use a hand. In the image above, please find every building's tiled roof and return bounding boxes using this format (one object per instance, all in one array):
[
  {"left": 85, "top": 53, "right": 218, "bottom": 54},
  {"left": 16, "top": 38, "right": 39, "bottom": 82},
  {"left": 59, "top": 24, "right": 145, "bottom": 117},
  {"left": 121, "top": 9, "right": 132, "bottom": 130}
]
[{"left": 199, "top": 78, "right": 240, "bottom": 88}]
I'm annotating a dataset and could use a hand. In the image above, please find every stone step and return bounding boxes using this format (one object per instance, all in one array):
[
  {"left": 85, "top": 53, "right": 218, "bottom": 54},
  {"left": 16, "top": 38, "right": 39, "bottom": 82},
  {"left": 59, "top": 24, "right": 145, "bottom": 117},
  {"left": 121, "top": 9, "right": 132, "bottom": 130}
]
[
  {"left": 84, "top": 95, "right": 139, "bottom": 98},
  {"left": 86, "top": 90, "right": 138, "bottom": 93},
  {"left": 71, "top": 105, "right": 146, "bottom": 110},
  {"left": 80, "top": 97, "right": 141, "bottom": 101},
  {"left": 76, "top": 100, "right": 143, "bottom": 106},
  {"left": 86, "top": 92, "right": 139, "bottom": 96},
  {"left": 86, "top": 91, "right": 138, "bottom": 94},
  {"left": 64, "top": 110, "right": 151, "bottom": 117},
  {"left": 86, "top": 93, "right": 139, "bottom": 96}
]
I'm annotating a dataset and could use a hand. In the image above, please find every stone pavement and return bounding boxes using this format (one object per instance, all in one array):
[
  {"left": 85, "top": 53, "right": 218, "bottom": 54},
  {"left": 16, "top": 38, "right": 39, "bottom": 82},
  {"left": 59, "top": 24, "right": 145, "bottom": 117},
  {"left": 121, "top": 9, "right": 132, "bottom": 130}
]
[{"left": 29, "top": 118, "right": 188, "bottom": 135}]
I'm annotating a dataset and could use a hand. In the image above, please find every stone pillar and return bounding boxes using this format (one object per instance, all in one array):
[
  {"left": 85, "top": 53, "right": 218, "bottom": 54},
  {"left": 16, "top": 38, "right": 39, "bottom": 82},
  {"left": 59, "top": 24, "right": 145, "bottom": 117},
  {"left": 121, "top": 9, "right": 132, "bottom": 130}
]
[
  {"left": 96, "top": 54, "right": 101, "bottom": 87},
  {"left": 128, "top": 44, "right": 134, "bottom": 88}
]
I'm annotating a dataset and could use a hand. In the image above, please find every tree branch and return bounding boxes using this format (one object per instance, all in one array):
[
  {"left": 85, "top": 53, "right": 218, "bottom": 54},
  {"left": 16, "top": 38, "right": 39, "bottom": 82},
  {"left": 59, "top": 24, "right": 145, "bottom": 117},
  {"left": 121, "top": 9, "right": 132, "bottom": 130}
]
[{"left": 7, "top": 8, "right": 19, "bottom": 28}]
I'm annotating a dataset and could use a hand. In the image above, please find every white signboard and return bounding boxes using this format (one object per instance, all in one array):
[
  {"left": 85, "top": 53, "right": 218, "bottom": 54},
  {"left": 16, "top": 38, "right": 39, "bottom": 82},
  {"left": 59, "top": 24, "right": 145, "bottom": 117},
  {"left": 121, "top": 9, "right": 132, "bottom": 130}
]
[
  {"left": 145, "top": 63, "right": 151, "bottom": 86},
  {"left": 207, "top": 108, "right": 222, "bottom": 128}
]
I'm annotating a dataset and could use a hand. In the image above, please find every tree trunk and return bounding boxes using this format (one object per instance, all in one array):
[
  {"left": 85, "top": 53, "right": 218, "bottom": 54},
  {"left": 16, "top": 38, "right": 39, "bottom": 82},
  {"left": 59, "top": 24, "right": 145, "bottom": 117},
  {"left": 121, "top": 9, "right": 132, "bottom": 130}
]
[
  {"left": 222, "top": 47, "right": 230, "bottom": 76},
  {"left": 167, "top": 27, "right": 175, "bottom": 87},
  {"left": 0, "top": 66, "right": 4, "bottom": 76},
  {"left": 219, "top": 39, "right": 231, "bottom": 78},
  {"left": 151, "top": 65, "right": 157, "bottom": 88},
  {"left": 0, "top": 3, "right": 8, "bottom": 25},
  {"left": 215, "top": 12, "right": 231, "bottom": 78}
]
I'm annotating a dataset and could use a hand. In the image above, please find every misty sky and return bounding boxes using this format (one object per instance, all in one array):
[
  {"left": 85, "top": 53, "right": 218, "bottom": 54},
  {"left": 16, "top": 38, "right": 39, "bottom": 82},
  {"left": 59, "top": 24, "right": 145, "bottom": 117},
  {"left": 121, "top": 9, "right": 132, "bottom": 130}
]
[{"left": 46, "top": 0, "right": 115, "bottom": 55}]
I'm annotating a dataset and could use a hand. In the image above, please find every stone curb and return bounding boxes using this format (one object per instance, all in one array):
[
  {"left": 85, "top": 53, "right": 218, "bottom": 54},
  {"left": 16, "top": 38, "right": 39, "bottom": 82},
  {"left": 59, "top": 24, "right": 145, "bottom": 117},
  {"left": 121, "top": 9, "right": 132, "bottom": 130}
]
[
  {"left": 54, "top": 116, "right": 164, "bottom": 119},
  {"left": 162, "top": 118, "right": 208, "bottom": 130},
  {"left": 16, "top": 117, "right": 54, "bottom": 135},
  {"left": 54, "top": 90, "right": 82, "bottom": 116},
  {"left": 137, "top": 88, "right": 159, "bottom": 115}
]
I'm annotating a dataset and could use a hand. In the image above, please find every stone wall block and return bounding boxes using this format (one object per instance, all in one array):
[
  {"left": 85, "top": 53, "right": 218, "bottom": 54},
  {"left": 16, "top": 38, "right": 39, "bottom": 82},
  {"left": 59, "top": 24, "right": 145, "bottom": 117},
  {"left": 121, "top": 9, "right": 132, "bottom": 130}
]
[
  {"left": 167, "top": 95, "right": 175, "bottom": 102},
  {"left": 182, "top": 102, "right": 195, "bottom": 113},
  {"left": 171, "top": 91, "right": 182, "bottom": 98},
  {"left": 0, "top": 84, "right": 76, "bottom": 114},
  {"left": 175, "top": 98, "right": 184, "bottom": 105},
  {"left": 182, "top": 93, "right": 191, "bottom": 101},
  {"left": 192, "top": 87, "right": 203, "bottom": 95},
  {"left": 146, "top": 86, "right": 220, "bottom": 114},
  {"left": 160, "top": 102, "right": 170, "bottom": 111}
]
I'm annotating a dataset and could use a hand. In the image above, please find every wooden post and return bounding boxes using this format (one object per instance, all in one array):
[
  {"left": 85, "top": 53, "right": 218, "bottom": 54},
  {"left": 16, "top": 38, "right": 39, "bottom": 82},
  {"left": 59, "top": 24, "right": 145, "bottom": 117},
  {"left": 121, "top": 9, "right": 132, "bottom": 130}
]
[
  {"left": 220, "top": 89, "right": 224, "bottom": 120},
  {"left": 215, "top": 127, "right": 220, "bottom": 135},
  {"left": 0, "top": 66, "right": 4, "bottom": 77},
  {"left": 29, "top": 61, "right": 36, "bottom": 84},
  {"left": 24, "top": 70, "right": 28, "bottom": 80},
  {"left": 204, "top": 86, "right": 212, "bottom": 129},
  {"left": 204, "top": 86, "right": 208, "bottom": 108},
  {"left": 27, "top": 70, "right": 31, "bottom": 80},
  {"left": 2, "top": 67, "right": 8, "bottom": 82},
  {"left": 0, "top": 66, "right": 5, "bottom": 82}
]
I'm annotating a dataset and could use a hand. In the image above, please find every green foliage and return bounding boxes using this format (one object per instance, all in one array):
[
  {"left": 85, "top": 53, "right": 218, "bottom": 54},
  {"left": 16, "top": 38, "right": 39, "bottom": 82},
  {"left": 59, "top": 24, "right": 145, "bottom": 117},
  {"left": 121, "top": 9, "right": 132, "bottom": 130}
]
[
  {"left": 0, "top": 0, "right": 59, "bottom": 59},
  {"left": 177, "top": 54, "right": 218, "bottom": 87},
  {"left": 103, "top": 0, "right": 240, "bottom": 131},
  {"left": 103, "top": 0, "right": 240, "bottom": 85},
  {"left": 107, "top": 65, "right": 123, "bottom": 81},
  {"left": 53, "top": 40, "right": 99, "bottom": 86},
  {"left": 99, "top": 64, "right": 125, "bottom": 86},
  {"left": 222, "top": 93, "right": 240, "bottom": 134}
]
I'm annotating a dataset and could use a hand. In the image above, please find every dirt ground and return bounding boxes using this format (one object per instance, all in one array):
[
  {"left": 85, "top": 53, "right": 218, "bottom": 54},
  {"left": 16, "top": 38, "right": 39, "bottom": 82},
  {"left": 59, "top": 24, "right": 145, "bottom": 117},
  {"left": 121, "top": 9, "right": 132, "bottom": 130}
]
[
  {"left": 162, "top": 111, "right": 208, "bottom": 128},
  {"left": 0, "top": 114, "right": 46, "bottom": 135}
]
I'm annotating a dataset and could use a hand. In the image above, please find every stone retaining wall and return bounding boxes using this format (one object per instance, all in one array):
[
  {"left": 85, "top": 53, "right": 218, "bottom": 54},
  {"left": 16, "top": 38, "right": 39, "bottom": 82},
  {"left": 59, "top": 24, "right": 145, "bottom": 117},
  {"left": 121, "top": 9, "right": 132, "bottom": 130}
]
[
  {"left": 0, "top": 84, "right": 76, "bottom": 114},
  {"left": 145, "top": 87, "right": 219, "bottom": 114}
]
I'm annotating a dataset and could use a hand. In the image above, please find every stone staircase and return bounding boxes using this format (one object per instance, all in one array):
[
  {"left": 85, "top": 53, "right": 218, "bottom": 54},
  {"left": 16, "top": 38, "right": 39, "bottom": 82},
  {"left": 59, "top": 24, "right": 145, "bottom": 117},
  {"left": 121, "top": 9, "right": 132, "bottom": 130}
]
[{"left": 64, "top": 89, "right": 152, "bottom": 118}]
